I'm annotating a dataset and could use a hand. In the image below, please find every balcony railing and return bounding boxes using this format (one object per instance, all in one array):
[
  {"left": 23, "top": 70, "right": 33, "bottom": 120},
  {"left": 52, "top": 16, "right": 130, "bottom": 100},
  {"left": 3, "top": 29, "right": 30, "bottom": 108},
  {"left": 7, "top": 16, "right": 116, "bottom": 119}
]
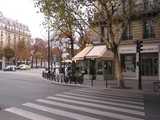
[{"left": 134, "top": 0, "right": 160, "bottom": 15}]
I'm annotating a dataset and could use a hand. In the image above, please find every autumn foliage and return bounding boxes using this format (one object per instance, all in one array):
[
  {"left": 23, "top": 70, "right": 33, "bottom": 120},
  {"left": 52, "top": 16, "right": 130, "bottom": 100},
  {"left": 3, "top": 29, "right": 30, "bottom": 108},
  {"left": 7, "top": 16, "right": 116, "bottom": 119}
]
[{"left": 16, "top": 39, "right": 30, "bottom": 60}]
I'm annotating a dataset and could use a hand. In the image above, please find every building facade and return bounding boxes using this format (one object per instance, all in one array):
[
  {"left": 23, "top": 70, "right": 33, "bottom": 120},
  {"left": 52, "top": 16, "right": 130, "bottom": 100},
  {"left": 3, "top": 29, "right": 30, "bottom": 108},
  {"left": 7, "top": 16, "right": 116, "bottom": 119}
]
[
  {"left": 0, "top": 11, "right": 31, "bottom": 69},
  {"left": 91, "top": 0, "right": 160, "bottom": 80},
  {"left": 119, "top": 0, "right": 160, "bottom": 80}
]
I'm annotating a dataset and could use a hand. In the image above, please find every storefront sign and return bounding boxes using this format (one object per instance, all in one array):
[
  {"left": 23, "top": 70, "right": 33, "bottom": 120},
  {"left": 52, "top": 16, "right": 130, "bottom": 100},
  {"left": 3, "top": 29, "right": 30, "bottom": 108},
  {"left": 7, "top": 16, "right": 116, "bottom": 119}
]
[{"left": 119, "top": 45, "right": 159, "bottom": 54}]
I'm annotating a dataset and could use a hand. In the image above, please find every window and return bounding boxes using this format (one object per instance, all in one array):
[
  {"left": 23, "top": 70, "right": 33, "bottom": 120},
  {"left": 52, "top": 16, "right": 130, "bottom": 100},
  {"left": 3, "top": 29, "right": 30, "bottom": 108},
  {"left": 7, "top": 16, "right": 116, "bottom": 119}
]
[
  {"left": 121, "top": 54, "right": 136, "bottom": 73},
  {"left": 122, "top": 22, "right": 133, "bottom": 40},
  {"left": 144, "top": 0, "right": 155, "bottom": 10},
  {"left": 141, "top": 53, "right": 158, "bottom": 76},
  {"left": 97, "top": 61, "right": 103, "bottom": 74},
  {"left": 143, "top": 18, "right": 155, "bottom": 39}
]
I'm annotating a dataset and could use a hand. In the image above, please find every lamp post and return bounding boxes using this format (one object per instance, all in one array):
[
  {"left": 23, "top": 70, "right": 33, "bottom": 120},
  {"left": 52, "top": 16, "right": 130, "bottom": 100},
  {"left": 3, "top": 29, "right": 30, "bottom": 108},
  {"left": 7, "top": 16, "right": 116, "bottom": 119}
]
[{"left": 47, "top": 16, "right": 51, "bottom": 73}]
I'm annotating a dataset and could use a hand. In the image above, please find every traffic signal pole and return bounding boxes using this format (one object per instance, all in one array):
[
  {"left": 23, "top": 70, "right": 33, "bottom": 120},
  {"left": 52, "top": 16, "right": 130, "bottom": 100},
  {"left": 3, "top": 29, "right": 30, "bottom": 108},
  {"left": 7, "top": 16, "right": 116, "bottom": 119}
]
[
  {"left": 138, "top": 52, "right": 142, "bottom": 90},
  {"left": 136, "top": 40, "right": 143, "bottom": 90}
]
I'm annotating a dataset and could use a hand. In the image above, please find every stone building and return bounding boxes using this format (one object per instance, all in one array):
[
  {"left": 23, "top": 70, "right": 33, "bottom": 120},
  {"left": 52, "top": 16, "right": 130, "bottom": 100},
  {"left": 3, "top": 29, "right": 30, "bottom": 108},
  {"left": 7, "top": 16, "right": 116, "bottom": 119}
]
[
  {"left": 0, "top": 11, "right": 31, "bottom": 69},
  {"left": 119, "top": 0, "right": 160, "bottom": 80},
  {"left": 85, "top": 0, "right": 160, "bottom": 81}
]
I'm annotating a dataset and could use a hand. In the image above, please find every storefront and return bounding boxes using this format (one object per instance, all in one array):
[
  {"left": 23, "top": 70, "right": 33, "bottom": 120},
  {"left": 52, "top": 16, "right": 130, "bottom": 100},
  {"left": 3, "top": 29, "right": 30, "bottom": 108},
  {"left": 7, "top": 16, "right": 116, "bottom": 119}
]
[
  {"left": 119, "top": 44, "right": 160, "bottom": 80},
  {"left": 73, "top": 45, "right": 114, "bottom": 80}
]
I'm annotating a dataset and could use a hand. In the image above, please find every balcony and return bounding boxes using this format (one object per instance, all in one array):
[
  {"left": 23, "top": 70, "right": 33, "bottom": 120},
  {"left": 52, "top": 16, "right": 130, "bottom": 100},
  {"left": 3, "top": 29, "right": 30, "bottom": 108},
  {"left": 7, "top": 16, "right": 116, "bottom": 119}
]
[{"left": 134, "top": 0, "right": 160, "bottom": 16}]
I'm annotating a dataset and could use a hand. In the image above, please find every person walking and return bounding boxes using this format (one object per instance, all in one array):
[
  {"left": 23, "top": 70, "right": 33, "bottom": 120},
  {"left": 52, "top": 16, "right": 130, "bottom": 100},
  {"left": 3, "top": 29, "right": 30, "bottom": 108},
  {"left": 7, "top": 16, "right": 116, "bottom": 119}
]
[{"left": 55, "top": 68, "right": 59, "bottom": 82}]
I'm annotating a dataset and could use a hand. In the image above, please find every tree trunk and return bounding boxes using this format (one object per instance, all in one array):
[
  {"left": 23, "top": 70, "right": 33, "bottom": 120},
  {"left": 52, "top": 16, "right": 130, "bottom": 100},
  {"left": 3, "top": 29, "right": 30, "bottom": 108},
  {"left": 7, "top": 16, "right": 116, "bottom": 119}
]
[
  {"left": 70, "top": 36, "right": 76, "bottom": 83},
  {"left": 35, "top": 57, "right": 37, "bottom": 68},
  {"left": 114, "top": 48, "right": 125, "bottom": 88},
  {"left": 40, "top": 58, "right": 42, "bottom": 68},
  {"left": 31, "top": 56, "right": 33, "bottom": 68}
]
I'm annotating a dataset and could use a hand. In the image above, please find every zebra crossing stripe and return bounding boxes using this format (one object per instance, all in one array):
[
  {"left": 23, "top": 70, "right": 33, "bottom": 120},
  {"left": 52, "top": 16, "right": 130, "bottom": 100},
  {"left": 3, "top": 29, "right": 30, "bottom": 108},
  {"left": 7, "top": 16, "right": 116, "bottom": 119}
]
[
  {"left": 71, "top": 90, "right": 144, "bottom": 102},
  {"left": 23, "top": 102, "right": 100, "bottom": 120},
  {"left": 63, "top": 92, "right": 144, "bottom": 105},
  {"left": 74, "top": 89, "right": 144, "bottom": 99},
  {"left": 5, "top": 107, "right": 55, "bottom": 120},
  {"left": 55, "top": 94, "right": 144, "bottom": 110},
  {"left": 37, "top": 99, "right": 144, "bottom": 120},
  {"left": 47, "top": 96, "right": 144, "bottom": 116},
  {"left": 79, "top": 88, "right": 143, "bottom": 97}
]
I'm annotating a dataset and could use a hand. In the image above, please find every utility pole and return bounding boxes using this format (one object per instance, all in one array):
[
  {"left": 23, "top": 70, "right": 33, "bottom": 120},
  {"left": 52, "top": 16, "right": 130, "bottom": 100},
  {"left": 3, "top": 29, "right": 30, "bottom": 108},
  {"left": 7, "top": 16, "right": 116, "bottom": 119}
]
[{"left": 136, "top": 40, "right": 143, "bottom": 90}]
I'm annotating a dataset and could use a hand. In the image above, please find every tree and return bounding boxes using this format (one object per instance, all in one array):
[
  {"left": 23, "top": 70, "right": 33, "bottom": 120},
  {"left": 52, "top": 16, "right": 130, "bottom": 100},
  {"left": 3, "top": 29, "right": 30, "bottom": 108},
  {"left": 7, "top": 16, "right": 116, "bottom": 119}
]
[
  {"left": 0, "top": 48, "right": 3, "bottom": 59},
  {"left": 31, "top": 38, "right": 47, "bottom": 67},
  {"left": 16, "top": 39, "right": 30, "bottom": 61},
  {"left": 3, "top": 46, "right": 15, "bottom": 64},
  {"left": 91, "top": 0, "right": 134, "bottom": 88},
  {"left": 34, "top": 0, "right": 135, "bottom": 88},
  {"left": 34, "top": 0, "right": 89, "bottom": 82},
  {"left": 79, "top": 30, "right": 95, "bottom": 50}
]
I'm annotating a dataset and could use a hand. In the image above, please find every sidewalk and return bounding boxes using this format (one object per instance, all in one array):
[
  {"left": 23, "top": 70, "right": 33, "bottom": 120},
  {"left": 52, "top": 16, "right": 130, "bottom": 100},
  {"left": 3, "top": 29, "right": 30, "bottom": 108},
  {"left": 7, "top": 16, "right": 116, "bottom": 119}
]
[{"left": 144, "top": 94, "right": 160, "bottom": 120}]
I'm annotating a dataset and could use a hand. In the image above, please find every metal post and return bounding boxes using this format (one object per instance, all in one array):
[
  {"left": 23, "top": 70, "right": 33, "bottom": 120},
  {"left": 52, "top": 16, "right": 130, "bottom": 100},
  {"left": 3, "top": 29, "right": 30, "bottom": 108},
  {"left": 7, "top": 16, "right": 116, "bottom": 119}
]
[
  {"left": 91, "top": 78, "right": 93, "bottom": 87},
  {"left": 138, "top": 52, "right": 142, "bottom": 90},
  {"left": 136, "top": 52, "right": 142, "bottom": 90},
  {"left": 47, "top": 17, "right": 51, "bottom": 74},
  {"left": 158, "top": 45, "right": 160, "bottom": 81}
]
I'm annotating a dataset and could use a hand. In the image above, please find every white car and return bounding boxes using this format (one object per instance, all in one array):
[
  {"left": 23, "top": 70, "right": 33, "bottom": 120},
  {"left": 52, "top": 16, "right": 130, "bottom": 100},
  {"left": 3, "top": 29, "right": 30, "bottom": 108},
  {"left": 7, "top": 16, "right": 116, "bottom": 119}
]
[
  {"left": 3, "top": 65, "right": 16, "bottom": 71},
  {"left": 18, "top": 64, "right": 31, "bottom": 70}
]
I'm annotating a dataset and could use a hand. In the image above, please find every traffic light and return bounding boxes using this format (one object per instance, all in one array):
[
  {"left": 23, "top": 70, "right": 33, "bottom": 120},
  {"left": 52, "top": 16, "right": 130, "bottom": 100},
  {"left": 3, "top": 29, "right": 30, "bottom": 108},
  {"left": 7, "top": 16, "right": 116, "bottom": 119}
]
[{"left": 136, "top": 40, "right": 143, "bottom": 52}]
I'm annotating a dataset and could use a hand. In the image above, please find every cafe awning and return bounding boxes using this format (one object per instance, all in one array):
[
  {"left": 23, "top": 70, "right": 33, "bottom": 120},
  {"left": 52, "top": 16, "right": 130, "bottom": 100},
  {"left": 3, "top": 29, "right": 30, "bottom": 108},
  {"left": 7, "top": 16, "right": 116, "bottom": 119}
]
[
  {"left": 85, "top": 45, "right": 105, "bottom": 59},
  {"left": 72, "top": 45, "right": 93, "bottom": 61},
  {"left": 73, "top": 45, "right": 113, "bottom": 61}
]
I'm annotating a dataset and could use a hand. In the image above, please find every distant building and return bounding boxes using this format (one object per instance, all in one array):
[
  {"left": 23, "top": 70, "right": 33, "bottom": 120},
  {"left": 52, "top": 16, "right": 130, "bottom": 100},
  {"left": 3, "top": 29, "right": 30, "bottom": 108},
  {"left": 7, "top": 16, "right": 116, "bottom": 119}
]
[{"left": 0, "top": 11, "right": 31, "bottom": 69}]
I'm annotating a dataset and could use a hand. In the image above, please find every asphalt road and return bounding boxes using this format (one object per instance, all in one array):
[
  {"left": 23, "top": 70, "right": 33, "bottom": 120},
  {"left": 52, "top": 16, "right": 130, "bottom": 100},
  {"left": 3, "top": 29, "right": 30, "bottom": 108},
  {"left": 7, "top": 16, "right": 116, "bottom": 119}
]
[
  {"left": 0, "top": 69, "right": 146, "bottom": 120},
  {"left": 0, "top": 70, "right": 77, "bottom": 112}
]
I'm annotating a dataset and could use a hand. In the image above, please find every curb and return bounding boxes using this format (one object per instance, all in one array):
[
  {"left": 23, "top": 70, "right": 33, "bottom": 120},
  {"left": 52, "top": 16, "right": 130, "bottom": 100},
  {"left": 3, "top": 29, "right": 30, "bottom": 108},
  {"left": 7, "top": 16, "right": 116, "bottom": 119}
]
[
  {"left": 50, "top": 81, "right": 90, "bottom": 88},
  {"left": 49, "top": 80, "right": 144, "bottom": 93}
]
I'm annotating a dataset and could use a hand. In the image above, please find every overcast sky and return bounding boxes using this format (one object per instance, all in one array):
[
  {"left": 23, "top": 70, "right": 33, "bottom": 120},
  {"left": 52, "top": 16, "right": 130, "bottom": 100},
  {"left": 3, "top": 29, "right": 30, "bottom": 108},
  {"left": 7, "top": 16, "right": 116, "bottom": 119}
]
[{"left": 0, "top": 0, "right": 47, "bottom": 39}]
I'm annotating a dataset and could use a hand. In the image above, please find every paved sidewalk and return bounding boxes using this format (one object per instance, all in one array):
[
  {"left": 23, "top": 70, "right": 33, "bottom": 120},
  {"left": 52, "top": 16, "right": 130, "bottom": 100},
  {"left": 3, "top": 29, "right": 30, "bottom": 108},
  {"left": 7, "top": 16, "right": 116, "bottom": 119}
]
[{"left": 144, "top": 94, "right": 160, "bottom": 120}]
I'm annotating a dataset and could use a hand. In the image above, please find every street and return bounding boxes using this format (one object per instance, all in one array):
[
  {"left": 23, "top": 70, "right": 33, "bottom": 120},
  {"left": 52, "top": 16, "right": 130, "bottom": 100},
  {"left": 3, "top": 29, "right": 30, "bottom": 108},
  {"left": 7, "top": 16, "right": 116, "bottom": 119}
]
[
  {"left": 0, "top": 70, "right": 145, "bottom": 120},
  {"left": 0, "top": 69, "right": 78, "bottom": 119}
]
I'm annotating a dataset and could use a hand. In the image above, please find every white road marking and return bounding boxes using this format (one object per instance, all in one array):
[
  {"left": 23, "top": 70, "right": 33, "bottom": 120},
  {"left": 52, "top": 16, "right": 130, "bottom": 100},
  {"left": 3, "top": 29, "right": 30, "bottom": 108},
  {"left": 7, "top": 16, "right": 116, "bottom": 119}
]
[
  {"left": 56, "top": 94, "right": 144, "bottom": 110},
  {"left": 23, "top": 102, "right": 100, "bottom": 120},
  {"left": 5, "top": 107, "right": 55, "bottom": 120},
  {"left": 63, "top": 92, "right": 144, "bottom": 105},
  {"left": 71, "top": 90, "right": 144, "bottom": 102},
  {"left": 47, "top": 96, "right": 145, "bottom": 116},
  {"left": 74, "top": 89, "right": 144, "bottom": 99},
  {"left": 37, "top": 99, "right": 144, "bottom": 120},
  {"left": 78, "top": 88, "right": 143, "bottom": 97}
]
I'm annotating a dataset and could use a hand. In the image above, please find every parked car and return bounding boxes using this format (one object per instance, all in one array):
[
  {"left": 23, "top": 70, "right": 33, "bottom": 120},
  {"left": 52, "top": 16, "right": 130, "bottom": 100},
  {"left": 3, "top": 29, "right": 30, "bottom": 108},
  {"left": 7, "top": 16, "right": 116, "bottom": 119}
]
[
  {"left": 3, "top": 65, "right": 16, "bottom": 71},
  {"left": 17, "top": 64, "right": 31, "bottom": 70}
]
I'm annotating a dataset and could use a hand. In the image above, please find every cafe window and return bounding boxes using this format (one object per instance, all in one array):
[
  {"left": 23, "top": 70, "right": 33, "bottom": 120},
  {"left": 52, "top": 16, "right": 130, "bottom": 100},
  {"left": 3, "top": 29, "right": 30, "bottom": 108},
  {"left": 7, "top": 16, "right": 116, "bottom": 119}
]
[
  {"left": 121, "top": 54, "right": 136, "bottom": 72},
  {"left": 97, "top": 61, "right": 103, "bottom": 74}
]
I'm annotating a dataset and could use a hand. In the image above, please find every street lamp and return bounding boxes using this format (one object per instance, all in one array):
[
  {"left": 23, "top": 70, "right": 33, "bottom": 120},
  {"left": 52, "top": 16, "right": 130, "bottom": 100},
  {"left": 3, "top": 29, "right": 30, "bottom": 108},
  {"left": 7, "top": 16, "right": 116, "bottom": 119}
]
[{"left": 47, "top": 16, "right": 51, "bottom": 73}]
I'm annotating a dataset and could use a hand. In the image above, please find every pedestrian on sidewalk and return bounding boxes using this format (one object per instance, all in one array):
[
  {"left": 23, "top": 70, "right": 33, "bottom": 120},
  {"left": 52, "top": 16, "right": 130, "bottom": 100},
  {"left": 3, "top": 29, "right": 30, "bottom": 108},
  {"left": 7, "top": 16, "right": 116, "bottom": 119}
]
[{"left": 55, "top": 68, "right": 59, "bottom": 82}]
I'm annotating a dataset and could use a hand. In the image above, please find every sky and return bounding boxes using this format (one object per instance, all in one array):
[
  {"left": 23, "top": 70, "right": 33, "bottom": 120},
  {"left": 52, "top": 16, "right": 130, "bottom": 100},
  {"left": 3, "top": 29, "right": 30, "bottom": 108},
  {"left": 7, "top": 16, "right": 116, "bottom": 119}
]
[{"left": 0, "top": 0, "right": 47, "bottom": 39}]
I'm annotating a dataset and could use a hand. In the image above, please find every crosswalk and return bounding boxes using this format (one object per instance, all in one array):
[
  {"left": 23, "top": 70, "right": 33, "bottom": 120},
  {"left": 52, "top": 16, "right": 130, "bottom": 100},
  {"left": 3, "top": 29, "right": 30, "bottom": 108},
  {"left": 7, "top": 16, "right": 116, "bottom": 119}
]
[{"left": 4, "top": 88, "right": 145, "bottom": 120}]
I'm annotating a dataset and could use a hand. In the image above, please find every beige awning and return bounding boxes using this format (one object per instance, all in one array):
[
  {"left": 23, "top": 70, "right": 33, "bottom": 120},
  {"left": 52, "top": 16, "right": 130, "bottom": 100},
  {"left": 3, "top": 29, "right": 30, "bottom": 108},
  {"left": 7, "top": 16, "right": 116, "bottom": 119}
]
[
  {"left": 85, "top": 45, "right": 106, "bottom": 59},
  {"left": 73, "top": 45, "right": 113, "bottom": 61},
  {"left": 72, "top": 45, "right": 93, "bottom": 61},
  {"left": 101, "top": 50, "right": 114, "bottom": 60},
  {"left": 61, "top": 59, "right": 72, "bottom": 63}
]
